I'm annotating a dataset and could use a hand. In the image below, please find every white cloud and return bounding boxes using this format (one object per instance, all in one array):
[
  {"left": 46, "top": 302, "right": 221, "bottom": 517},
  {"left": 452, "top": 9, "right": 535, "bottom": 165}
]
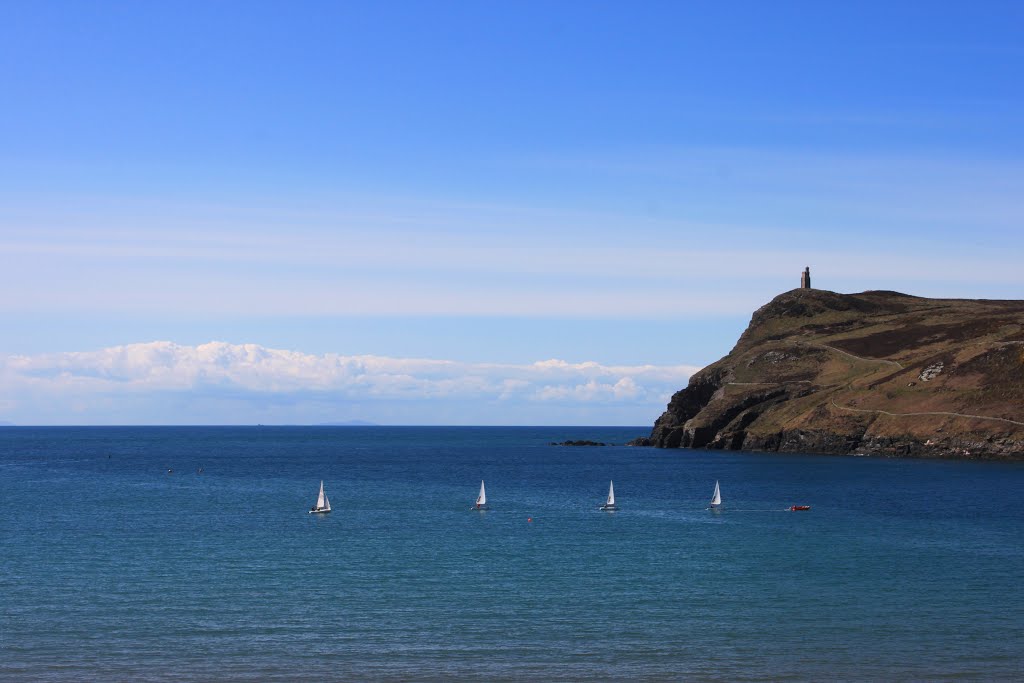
[{"left": 0, "top": 341, "right": 699, "bottom": 425}]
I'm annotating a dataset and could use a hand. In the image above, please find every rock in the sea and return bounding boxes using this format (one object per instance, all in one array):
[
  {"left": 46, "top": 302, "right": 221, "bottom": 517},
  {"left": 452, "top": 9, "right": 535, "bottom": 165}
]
[{"left": 550, "top": 440, "right": 607, "bottom": 447}]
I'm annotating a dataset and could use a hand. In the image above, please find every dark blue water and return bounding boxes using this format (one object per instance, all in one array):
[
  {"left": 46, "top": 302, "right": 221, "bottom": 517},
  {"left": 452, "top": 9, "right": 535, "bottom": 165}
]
[{"left": 1, "top": 427, "right": 1022, "bottom": 681}]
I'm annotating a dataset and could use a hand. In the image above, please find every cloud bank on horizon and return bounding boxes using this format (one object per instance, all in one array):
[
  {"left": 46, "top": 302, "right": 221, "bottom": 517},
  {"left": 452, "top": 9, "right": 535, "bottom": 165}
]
[{"left": 0, "top": 342, "right": 699, "bottom": 426}]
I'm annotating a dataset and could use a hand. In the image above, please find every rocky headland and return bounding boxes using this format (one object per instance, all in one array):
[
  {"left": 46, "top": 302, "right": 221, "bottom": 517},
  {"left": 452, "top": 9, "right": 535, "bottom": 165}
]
[{"left": 634, "top": 288, "right": 1024, "bottom": 460}]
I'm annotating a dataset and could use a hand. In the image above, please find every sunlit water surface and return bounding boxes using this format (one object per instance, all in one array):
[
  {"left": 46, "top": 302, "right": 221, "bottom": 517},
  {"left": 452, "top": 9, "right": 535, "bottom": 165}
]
[{"left": 1, "top": 427, "right": 1022, "bottom": 681}]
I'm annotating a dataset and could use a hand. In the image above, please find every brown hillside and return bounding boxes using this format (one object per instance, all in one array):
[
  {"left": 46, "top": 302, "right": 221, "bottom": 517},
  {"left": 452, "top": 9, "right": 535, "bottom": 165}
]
[{"left": 640, "top": 288, "right": 1024, "bottom": 459}]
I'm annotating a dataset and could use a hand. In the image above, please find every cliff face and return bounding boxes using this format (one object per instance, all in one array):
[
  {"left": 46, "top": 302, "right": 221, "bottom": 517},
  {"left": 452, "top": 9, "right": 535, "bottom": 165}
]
[{"left": 644, "top": 289, "right": 1024, "bottom": 459}]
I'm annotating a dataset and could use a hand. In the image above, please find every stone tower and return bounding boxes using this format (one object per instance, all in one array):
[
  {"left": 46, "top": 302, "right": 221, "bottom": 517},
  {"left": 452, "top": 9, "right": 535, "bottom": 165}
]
[{"left": 800, "top": 267, "right": 811, "bottom": 289}]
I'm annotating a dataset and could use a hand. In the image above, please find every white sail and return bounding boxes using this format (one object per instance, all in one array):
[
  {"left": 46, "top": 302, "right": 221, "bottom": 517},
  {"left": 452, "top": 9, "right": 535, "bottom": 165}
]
[
  {"left": 710, "top": 480, "right": 721, "bottom": 507},
  {"left": 606, "top": 480, "right": 615, "bottom": 506},
  {"left": 477, "top": 480, "right": 487, "bottom": 506},
  {"left": 316, "top": 480, "right": 326, "bottom": 509},
  {"left": 323, "top": 493, "right": 331, "bottom": 512}
]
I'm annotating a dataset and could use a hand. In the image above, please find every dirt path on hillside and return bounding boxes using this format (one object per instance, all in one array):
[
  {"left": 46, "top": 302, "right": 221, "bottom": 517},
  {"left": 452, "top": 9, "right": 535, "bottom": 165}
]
[
  {"left": 830, "top": 398, "right": 1024, "bottom": 427},
  {"left": 817, "top": 343, "right": 905, "bottom": 369}
]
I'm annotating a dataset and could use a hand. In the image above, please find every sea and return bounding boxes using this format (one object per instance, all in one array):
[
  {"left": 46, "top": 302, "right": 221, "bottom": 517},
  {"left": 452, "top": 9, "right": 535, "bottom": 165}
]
[{"left": 1, "top": 426, "right": 1022, "bottom": 681}]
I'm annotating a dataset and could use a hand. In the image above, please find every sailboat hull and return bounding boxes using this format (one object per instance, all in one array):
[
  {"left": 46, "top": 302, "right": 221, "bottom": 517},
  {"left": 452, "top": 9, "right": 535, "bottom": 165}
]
[
  {"left": 308, "top": 508, "right": 332, "bottom": 514},
  {"left": 599, "top": 504, "right": 618, "bottom": 511}
]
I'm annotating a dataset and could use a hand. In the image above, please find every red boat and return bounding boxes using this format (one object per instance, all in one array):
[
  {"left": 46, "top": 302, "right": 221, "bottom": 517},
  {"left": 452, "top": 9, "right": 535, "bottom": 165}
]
[{"left": 790, "top": 505, "right": 811, "bottom": 511}]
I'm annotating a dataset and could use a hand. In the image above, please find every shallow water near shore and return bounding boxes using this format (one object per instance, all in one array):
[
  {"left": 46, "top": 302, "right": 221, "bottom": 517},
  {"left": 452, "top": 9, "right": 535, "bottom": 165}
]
[{"left": 1, "top": 426, "right": 1022, "bottom": 681}]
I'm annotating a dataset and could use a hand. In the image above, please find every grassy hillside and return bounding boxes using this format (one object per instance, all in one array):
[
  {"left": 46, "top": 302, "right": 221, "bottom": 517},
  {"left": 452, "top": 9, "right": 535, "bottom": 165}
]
[{"left": 641, "top": 289, "right": 1024, "bottom": 459}]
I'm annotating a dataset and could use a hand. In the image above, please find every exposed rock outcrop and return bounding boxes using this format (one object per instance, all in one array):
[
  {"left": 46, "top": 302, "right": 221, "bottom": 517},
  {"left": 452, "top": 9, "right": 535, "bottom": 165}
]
[{"left": 641, "top": 288, "right": 1024, "bottom": 460}]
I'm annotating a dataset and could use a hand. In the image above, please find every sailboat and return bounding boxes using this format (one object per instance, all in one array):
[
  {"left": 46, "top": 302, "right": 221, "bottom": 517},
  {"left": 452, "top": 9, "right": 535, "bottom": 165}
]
[
  {"left": 599, "top": 480, "right": 618, "bottom": 511},
  {"left": 308, "top": 480, "right": 332, "bottom": 514},
  {"left": 709, "top": 480, "right": 722, "bottom": 509},
  {"left": 473, "top": 480, "right": 488, "bottom": 510}
]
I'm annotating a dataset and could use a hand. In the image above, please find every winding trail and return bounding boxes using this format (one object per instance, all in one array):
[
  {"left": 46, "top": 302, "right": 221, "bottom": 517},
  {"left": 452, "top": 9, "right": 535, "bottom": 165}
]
[
  {"left": 816, "top": 343, "right": 904, "bottom": 369},
  {"left": 830, "top": 398, "right": 1024, "bottom": 428}
]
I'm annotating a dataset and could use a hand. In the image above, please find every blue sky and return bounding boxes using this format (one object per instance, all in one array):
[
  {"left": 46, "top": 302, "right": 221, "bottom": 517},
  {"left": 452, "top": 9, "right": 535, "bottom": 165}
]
[{"left": 1, "top": 2, "right": 1022, "bottom": 424}]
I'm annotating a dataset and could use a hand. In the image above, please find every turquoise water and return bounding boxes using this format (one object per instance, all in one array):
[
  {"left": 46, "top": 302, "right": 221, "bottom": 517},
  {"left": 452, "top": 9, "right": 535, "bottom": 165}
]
[{"left": 1, "top": 426, "right": 1022, "bottom": 681}]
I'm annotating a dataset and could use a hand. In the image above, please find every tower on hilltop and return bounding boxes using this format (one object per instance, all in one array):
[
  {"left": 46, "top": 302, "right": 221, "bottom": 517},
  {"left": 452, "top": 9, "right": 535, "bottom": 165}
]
[{"left": 800, "top": 267, "right": 811, "bottom": 289}]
